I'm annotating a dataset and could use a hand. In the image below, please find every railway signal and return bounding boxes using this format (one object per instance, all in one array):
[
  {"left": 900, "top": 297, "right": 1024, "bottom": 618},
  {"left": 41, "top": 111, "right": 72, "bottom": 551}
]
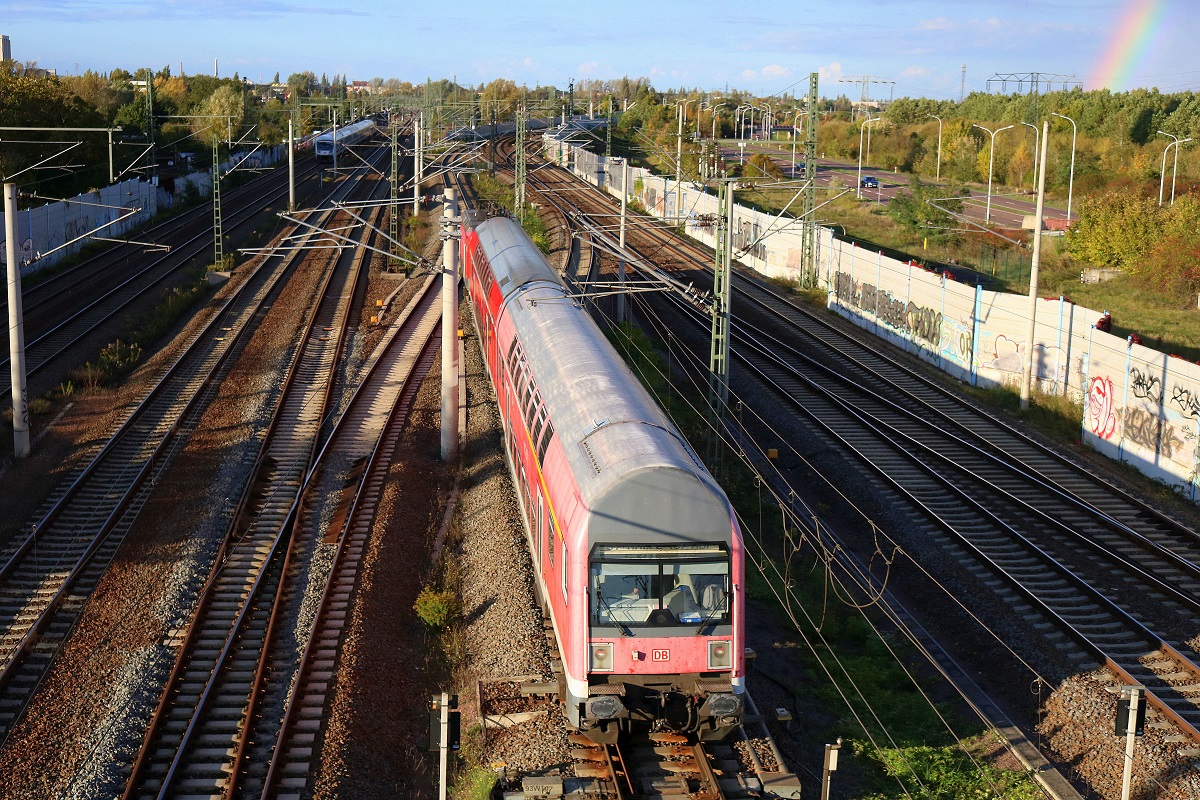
[
  {"left": 1115, "top": 684, "right": 1145, "bottom": 800},
  {"left": 429, "top": 692, "right": 460, "bottom": 800}
]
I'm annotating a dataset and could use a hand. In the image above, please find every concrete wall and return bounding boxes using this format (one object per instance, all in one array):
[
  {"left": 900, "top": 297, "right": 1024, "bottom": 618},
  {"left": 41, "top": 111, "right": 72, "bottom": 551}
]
[
  {"left": 545, "top": 133, "right": 1200, "bottom": 500},
  {"left": 0, "top": 178, "right": 158, "bottom": 276}
]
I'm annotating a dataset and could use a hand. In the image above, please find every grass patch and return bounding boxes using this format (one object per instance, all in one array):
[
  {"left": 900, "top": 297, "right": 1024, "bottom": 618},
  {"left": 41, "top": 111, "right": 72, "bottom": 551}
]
[
  {"left": 604, "top": 318, "right": 1041, "bottom": 799},
  {"left": 962, "top": 382, "right": 1084, "bottom": 444},
  {"left": 450, "top": 765, "right": 497, "bottom": 800},
  {"left": 471, "top": 172, "right": 551, "bottom": 254}
]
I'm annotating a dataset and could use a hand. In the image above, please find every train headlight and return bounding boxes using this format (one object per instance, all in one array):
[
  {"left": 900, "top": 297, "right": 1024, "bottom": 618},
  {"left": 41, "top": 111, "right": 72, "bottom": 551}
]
[
  {"left": 708, "top": 640, "right": 733, "bottom": 670},
  {"left": 586, "top": 695, "right": 626, "bottom": 720},
  {"left": 707, "top": 693, "right": 742, "bottom": 717},
  {"left": 590, "top": 643, "right": 614, "bottom": 672}
]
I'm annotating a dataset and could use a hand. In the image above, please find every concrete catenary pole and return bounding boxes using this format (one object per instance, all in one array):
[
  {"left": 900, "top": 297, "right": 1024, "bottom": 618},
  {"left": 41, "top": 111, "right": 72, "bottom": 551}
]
[
  {"left": 618, "top": 158, "right": 628, "bottom": 325},
  {"left": 441, "top": 187, "right": 460, "bottom": 461},
  {"left": 1020, "top": 121, "right": 1050, "bottom": 411},
  {"left": 413, "top": 112, "right": 422, "bottom": 217},
  {"left": 4, "top": 183, "right": 30, "bottom": 458},
  {"left": 287, "top": 116, "right": 295, "bottom": 212}
]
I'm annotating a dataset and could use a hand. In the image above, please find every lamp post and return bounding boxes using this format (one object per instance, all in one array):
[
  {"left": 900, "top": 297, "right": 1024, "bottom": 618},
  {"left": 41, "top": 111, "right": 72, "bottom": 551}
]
[
  {"left": 738, "top": 140, "right": 746, "bottom": 165},
  {"left": 971, "top": 122, "right": 1015, "bottom": 223},
  {"left": 857, "top": 116, "right": 879, "bottom": 199},
  {"left": 676, "top": 99, "right": 695, "bottom": 221},
  {"left": 792, "top": 109, "right": 806, "bottom": 177},
  {"left": 927, "top": 113, "right": 942, "bottom": 182},
  {"left": 1020, "top": 121, "right": 1040, "bottom": 191},
  {"left": 760, "top": 103, "right": 772, "bottom": 142},
  {"left": 1157, "top": 131, "right": 1192, "bottom": 206},
  {"left": 1052, "top": 112, "right": 1076, "bottom": 220}
]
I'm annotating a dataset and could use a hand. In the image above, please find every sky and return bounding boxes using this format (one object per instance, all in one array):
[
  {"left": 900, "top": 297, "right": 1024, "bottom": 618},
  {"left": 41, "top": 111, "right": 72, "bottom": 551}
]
[{"left": 2, "top": 0, "right": 1198, "bottom": 99}]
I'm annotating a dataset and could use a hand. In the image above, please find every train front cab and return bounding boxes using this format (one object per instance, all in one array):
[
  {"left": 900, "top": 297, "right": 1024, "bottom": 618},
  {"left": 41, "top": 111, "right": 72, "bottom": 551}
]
[{"left": 572, "top": 469, "right": 745, "bottom": 743}]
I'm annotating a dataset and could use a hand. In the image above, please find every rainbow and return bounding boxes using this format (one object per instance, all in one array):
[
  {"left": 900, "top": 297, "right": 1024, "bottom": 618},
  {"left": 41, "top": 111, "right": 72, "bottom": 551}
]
[{"left": 1089, "top": 0, "right": 1164, "bottom": 90}]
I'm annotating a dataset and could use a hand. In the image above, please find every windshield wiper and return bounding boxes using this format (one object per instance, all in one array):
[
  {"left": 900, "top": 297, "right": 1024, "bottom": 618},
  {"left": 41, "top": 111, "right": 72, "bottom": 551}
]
[
  {"left": 596, "top": 591, "right": 633, "bottom": 636},
  {"left": 693, "top": 589, "right": 729, "bottom": 636}
]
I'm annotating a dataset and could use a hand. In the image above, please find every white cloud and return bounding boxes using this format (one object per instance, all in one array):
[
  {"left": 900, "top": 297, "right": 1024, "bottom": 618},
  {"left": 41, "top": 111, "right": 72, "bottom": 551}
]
[
  {"left": 577, "top": 61, "right": 599, "bottom": 76},
  {"left": 522, "top": 57, "right": 535, "bottom": 67},
  {"left": 761, "top": 63, "right": 790, "bottom": 79},
  {"left": 817, "top": 61, "right": 843, "bottom": 82},
  {"left": 901, "top": 66, "right": 930, "bottom": 77},
  {"left": 916, "top": 17, "right": 955, "bottom": 32},
  {"left": 741, "top": 68, "right": 758, "bottom": 81}
]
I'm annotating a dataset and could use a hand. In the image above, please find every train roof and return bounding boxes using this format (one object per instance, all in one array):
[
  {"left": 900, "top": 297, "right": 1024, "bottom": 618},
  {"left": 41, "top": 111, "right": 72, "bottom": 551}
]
[{"left": 474, "top": 217, "right": 732, "bottom": 546}]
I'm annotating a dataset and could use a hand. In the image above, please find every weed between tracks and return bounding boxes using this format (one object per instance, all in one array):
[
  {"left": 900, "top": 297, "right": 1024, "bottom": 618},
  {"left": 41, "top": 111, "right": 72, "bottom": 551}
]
[
  {"left": 604, "top": 320, "right": 1042, "bottom": 799},
  {"left": 471, "top": 173, "right": 551, "bottom": 255}
]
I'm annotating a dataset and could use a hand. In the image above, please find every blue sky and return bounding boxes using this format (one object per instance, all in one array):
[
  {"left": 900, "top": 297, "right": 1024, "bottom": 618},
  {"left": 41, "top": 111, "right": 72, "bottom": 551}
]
[{"left": 2, "top": 0, "right": 1197, "bottom": 98}]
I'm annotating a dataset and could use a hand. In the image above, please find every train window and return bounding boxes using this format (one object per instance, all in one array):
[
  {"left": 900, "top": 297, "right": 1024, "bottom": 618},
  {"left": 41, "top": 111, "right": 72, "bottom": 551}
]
[
  {"left": 531, "top": 406, "right": 548, "bottom": 458},
  {"left": 589, "top": 545, "right": 730, "bottom": 631},
  {"left": 537, "top": 420, "right": 555, "bottom": 463}
]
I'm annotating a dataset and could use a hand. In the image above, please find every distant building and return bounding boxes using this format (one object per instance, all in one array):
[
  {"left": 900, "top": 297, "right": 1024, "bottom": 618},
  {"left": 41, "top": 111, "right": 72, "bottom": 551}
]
[{"left": 2, "top": 34, "right": 11, "bottom": 62}]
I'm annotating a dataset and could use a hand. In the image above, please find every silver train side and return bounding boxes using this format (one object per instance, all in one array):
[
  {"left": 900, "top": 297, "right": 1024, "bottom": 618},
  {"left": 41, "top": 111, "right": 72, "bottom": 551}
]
[
  {"left": 313, "top": 118, "right": 376, "bottom": 162},
  {"left": 462, "top": 216, "right": 747, "bottom": 742}
]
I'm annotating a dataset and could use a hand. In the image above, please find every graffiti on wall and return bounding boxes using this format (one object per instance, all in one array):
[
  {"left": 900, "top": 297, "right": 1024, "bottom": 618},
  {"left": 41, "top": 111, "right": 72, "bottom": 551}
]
[
  {"left": 733, "top": 219, "right": 767, "bottom": 261},
  {"left": 1170, "top": 384, "right": 1200, "bottom": 419},
  {"left": 1087, "top": 376, "right": 1117, "bottom": 439},
  {"left": 833, "top": 271, "right": 942, "bottom": 346},
  {"left": 1129, "top": 366, "right": 1163, "bottom": 404},
  {"left": 939, "top": 315, "right": 974, "bottom": 367},
  {"left": 1120, "top": 407, "right": 1186, "bottom": 461},
  {"left": 987, "top": 335, "right": 1067, "bottom": 383}
]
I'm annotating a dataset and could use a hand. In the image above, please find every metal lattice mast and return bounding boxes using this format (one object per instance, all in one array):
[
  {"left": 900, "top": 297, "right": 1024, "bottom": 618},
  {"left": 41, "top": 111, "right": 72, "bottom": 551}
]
[
  {"left": 800, "top": 72, "right": 819, "bottom": 287},
  {"left": 707, "top": 180, "right": 734, "bottom": 468},
  {"left": 212, "top": 136, "right": 223, "bottom": 269},
  {"left": 515, "top": 106, "right": 527, "bottom": 217},
  {"left": 390, "top": 121, "right": 400, "bottom": 268},
  {"left": 709, "top": 180, "right": 733, "bottom": 407}
]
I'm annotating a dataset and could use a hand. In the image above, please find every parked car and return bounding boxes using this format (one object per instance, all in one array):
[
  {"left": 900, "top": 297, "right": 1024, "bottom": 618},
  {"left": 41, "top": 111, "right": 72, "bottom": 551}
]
[{"left": 860, "top": 175, "right": 879, "bottom": 188}]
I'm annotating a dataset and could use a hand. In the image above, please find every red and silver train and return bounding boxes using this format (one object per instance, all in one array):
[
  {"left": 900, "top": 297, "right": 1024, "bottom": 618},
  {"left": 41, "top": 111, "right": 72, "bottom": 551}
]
[{"left": 461, "top": 216, "right": 746, "bottom": 742}]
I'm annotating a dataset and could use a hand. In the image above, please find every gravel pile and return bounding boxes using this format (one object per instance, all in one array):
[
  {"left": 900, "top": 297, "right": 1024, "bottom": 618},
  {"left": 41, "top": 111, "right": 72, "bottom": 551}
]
[{"left": 1038, "top": 669, "right": 1200, "bottom": 799}]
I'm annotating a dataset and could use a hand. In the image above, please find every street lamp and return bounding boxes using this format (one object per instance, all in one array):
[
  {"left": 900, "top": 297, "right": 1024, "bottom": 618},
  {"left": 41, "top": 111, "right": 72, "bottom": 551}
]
[
  {"left": 1020, "top": 121, "right": 1040, "bottom": 191},
  {"left": 738, "top": 140, "right": 746, "bottom": 165},
  {"left": 736, "top": 105, "right": 751, "bottom": 140},
  {"left": 927, "top": 113, "right": 942, "bottom": 182},
  {"left": 1052, "top": 111, "right": 1076, "bottom": 220},
  {"left": 1157, "top": 131, "right": 1192, "bottom": 206},
  {"left": 971, "top": 122, "right": 1015, "bottom": 223},
  {"left": 857, "top": 116, "right": 880, "bottom": 199},
  {"left": 792, "top": 109, "right": 807, "bottom": 177},
  {"left": 676, "top": 99, "right": 695, "bottom": 220}
]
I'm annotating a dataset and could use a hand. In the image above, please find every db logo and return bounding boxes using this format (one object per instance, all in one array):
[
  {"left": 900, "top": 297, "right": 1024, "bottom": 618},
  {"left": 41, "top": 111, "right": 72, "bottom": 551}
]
[{"left": 651, "top": 649, "right": 671, "bottom": 662}]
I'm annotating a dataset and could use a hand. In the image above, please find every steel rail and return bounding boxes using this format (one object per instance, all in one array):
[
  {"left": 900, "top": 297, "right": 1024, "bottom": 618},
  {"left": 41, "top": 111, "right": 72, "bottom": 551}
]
[{"left": 120, "top": 147, "right": 391, "bottom": 800}]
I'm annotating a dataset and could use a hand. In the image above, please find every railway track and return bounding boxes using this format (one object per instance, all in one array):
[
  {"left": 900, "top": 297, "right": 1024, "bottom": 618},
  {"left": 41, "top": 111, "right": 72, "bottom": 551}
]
[
  {"left": 516, "top": 153, "right": 1200, "bottom": 747},
  {"left": 255, "top": 273, "right": 442, "bottom": 797},
  {"left": 0, "top": 149, "right": 386, "bottom": 748},
  {"left": 119, "top": 149, "right": 397, "bottom": 799},
  {"left": 1, "top": 154, "right": 326, "bottom": 381}
]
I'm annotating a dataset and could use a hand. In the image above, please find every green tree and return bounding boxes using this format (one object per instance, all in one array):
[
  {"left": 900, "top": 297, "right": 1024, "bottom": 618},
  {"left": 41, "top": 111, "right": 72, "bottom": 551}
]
[
  {"left": 888, "top": 176, "right": 964, "bottom": 240},
  {"left": 1067, "top": 192, "right": 1161, "bottom": 271}
]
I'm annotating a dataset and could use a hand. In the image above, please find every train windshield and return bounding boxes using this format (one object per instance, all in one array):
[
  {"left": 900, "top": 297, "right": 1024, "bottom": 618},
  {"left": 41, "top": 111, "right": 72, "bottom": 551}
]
[{"left": 590, "top": 545, "right": 730, "bottom": 630}]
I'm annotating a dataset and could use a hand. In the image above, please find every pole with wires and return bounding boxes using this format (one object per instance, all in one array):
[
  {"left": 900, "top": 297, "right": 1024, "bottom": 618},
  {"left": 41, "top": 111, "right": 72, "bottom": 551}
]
[
  {"left": 707, "top": 179, "right": 734, "bottom": 470},
  {"left": 4, "top": 183, "right": 29, "bottom": 458},
  {"left": 618, "top": 158, "right": 628, "bottom": 325}
]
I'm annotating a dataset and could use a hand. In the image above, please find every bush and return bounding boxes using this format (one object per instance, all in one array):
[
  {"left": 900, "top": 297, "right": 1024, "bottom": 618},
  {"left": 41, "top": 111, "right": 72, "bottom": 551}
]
[
  {"left": 451, "top": 765, "right": 497, "bottom": 800},
  {"left": 414, "top": 586, "right": 459, "bottom": 628}
]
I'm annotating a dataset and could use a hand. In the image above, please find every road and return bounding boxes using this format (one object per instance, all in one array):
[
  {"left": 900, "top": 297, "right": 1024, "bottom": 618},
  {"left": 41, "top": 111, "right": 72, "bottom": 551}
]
[{"left": 717, "top": 140, "right": 1074, "bottom": 232}]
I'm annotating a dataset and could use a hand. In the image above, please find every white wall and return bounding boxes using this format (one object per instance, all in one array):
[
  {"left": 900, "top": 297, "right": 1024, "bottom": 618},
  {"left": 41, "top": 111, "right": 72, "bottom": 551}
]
[{"left": 546, "top": 134, "right": 1200, "bottom": 501}]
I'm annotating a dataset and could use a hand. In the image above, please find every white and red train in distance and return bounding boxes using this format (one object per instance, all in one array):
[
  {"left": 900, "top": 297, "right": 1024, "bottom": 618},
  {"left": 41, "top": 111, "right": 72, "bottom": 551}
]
[{"left": 461, "top": 215, "right": 746, "bottom": 742}]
